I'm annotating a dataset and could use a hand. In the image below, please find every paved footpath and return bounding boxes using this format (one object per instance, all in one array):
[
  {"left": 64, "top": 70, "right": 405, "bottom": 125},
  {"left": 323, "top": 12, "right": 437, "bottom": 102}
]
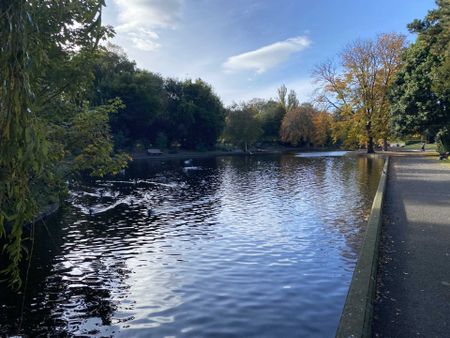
[{"left": 373, "top": 155, "right": 450, "bottom": 337}]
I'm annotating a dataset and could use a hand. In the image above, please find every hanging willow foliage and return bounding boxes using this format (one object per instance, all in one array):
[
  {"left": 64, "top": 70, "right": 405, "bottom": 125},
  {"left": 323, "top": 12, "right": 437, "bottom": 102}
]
[
  {"left": 0, "top": 0, "right": 47, "bottom": 289},
  {"left": 0, "top": 0, "right": 129, "bottom": 289}
]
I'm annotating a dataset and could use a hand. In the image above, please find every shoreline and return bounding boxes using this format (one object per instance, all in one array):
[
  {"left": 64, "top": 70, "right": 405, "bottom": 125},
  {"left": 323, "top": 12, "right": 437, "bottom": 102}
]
[{"left": 129, "top": 147, "right": 352, "bottom": 161}]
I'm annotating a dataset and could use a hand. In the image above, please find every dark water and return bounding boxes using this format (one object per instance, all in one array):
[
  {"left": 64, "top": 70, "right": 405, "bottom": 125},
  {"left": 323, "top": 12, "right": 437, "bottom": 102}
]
[{"left": 0, "top": 154, "right": 384, "bottom": 337}]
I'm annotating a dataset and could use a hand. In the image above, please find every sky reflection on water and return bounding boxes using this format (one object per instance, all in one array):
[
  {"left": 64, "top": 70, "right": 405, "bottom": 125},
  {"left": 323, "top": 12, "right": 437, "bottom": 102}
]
[{"left": 0, "top": 154, "right": 383, "bottom": 337}]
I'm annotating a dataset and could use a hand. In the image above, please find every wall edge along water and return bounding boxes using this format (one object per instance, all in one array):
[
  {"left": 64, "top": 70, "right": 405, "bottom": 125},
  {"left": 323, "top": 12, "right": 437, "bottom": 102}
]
[{"left": 335, "top": 156, "right": 390, "bottom": 338}]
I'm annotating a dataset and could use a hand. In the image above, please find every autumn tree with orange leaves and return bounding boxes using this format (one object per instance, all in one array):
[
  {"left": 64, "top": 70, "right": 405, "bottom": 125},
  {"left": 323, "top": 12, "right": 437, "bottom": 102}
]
[
  {"left": 314, "top": 33, "right": 407, "bottom": 152},
  {"left": 312, "top": 111, "right": 334, "bottom": 147},
  {"left": 280, "top": 103, "right": 315, "bottom": 147}
]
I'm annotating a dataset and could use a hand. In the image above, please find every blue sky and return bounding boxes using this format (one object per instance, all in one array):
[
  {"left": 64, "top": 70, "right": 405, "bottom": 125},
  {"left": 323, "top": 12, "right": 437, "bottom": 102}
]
[{"left": 103, "top": 0, "right": 436, "bottom": 105}]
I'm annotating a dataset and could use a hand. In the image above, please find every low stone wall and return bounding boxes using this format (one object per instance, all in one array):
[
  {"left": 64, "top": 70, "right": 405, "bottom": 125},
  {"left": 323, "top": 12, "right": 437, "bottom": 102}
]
[{"left": 335, "top": 157, "right": 390, "bottom": 338}]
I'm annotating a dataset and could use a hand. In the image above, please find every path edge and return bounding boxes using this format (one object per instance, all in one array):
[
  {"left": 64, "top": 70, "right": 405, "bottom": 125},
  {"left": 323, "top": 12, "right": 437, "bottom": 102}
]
[{"left": 335, "top": 156, "right": 390, "bottom": 338}]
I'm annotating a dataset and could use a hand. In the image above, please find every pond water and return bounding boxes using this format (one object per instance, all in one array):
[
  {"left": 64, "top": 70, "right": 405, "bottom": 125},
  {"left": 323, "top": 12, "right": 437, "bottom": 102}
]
[{"left": 0, "top": 154, "right": 384, "bottom": 337}]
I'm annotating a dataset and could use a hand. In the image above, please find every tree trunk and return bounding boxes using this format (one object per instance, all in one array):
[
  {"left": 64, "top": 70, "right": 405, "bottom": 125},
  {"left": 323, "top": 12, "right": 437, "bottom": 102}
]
[
  {"left": 382, "top": 138, "right": 388, "bottom": 151},
  {"left": 367, "top": 137, "right": 375, "bottom": 153},
  {"left": 366, "top": 120, "right": 375, "bottom": 153}
]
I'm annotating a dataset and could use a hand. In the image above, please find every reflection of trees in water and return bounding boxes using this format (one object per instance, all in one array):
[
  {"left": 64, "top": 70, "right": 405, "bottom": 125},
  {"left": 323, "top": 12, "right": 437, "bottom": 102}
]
[
  {"left": 325, "top": 156, "right": 383, "bottom": 259},
  {"left": 217, "top": 155, "right": 281, "bottom": 200},
  {"left": 217, "top": 154, "right": 383, "bottom": 260},
  {"left": 276, "top": 154, "right": 384, "bottom": 260}
]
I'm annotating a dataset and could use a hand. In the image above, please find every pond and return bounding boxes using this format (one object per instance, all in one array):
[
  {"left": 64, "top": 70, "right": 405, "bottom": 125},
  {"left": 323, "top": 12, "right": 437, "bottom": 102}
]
[{"left": 0, "top": 153, "right": 384, "bottom": 337}]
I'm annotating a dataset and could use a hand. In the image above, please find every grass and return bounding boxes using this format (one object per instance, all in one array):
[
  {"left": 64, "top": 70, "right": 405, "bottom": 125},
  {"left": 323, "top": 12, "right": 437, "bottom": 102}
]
[{"left": 401, "top": 142, "right": 437, "bottom": 151}]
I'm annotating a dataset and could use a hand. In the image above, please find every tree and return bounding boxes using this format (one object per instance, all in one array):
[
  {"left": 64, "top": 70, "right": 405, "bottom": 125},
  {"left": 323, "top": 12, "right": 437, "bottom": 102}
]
[
  {"left": 179, "top": 79, "right": 225, "bottom": 149},
  {"left": 280, "top": 103, "right": 315, "bottom": 146},
  {"left": 312, "top": 111, "right": 334, "bottom": 147},
  {"left": 223, "top": 105, "right": 263, "bottom": 151},
  {"left": 163, "top": 79, "right": 225, "bottom": 150},
  {"left": 277, "top": 84, "right": 288, "bottom": 110},
  {"left": 88, "top": 48, "right": 226, "bottom": 151},
  {"left": 89, "top": 46, "right": 165, "bottom": 149},
  {"left": 373, "top": 33, "right": 408, "bottom": 150},
  {"left": 0, "top": 0, "right": 128, "bottom": 288},
  {"left": 314, "top": 33, "right": 406, "bottom": 152},
  {"left": 390, "top": 0, "right": 450, "bottom": 149},
  {"left": 244, "top": 99, "right": 284, "bottom": 143},
  {"left": 287, "top": 90, "right": 300, "bottom": 111}
]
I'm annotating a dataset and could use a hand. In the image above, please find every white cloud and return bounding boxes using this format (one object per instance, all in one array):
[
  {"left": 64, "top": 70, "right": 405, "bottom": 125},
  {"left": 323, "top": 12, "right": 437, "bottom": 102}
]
[
  {"left": 112, "top": 0, "right": 182, "bottom": 51},
  {"left": 223, "top": 36, "right": 311, "bottom": 74}
]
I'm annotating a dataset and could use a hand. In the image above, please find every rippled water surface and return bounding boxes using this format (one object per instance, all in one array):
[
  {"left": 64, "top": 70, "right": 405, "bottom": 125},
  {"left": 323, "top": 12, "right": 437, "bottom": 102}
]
[{"left": 0, "top": 154, "right": 384, "bottom": 337}]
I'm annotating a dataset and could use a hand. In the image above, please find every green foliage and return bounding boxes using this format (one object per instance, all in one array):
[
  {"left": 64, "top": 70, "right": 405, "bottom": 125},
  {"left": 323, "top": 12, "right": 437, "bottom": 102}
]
[
  {"left": 0, "top": 0, "right": 128, "bottom": 289},
  {"left": 390, "top": 0, "right": 450, "bottom": 138},
  {"left": 69, "top": 99, "right": 131, "bottom": 176},
  {"left": 88, "top": 48, "right": 226, "bottom": 150},
  {"left": 245, "top": 98, "right": 284, "bottom": 143},
  {"left": 89, "top": 47, "right": 166, "bottom": 148},
  {"left": 169, "top": 79, "right": 225, "bottom": 149},
  {"left": 390, "top": 41, "right": 446, "bottom": 134},
  {"left": 436, "top": 127, "right": 450, "bottom": 152},
  {"left": 222, "top": 105, "right": 263, "bottom": 151}
]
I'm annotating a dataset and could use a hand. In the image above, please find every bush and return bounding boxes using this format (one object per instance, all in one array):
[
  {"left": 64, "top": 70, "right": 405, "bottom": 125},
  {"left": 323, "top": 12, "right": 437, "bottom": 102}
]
[{"left": 436, "top": 127, "right": 450, "bottom": 153}]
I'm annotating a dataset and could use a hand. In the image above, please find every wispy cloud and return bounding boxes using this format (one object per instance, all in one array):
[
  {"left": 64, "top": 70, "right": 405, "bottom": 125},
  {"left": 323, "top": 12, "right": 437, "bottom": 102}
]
[
  {"left": 223, "top": 36, "right": 311, "bottom": 74},
  {"left": 112, "top": 0, "right": 183, "bottom": 51}
]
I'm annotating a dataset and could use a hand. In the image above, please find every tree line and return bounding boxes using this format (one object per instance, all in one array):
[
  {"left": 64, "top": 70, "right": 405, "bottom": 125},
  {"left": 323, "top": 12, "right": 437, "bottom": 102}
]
[
  {"left": 87, "top": 48, "right": 334, "bottom": 152},
  {"left": 88, "top": 46, "right": 226, "bottom": 151},
  {"left": 88, "top": 0, "right": 449, "bottom": 155}
]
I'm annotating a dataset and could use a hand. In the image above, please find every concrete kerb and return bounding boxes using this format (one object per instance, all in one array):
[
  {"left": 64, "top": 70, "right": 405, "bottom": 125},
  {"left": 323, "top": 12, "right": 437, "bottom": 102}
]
[{"left": 335, "top": 156, "right": 390, "bottom": 338}]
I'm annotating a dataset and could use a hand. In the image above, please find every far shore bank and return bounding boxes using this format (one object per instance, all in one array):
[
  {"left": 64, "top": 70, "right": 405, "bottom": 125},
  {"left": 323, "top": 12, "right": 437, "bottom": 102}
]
[
  {"left": 129, "top": 147, "right": 440, "bottom": 162},
  {"left": 130, "top": 147, "right": 350, "bottom": 161}
]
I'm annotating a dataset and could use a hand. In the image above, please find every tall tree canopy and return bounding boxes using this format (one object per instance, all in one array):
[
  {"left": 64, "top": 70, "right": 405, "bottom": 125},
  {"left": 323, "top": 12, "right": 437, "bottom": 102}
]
[
  {"left": 314, "top": 33, "right": 406, "bottom": 152},
  {"left": 244, "top": 98, "right": 284, "bottom": 143},
  {"left": 164, "top": 79, "right": 225, "bottom": 150},
  {"left": 222, "top": 104, "right": 263, "bottom": 151},
  {"left": 89, "top": 46, "right": 165, "bottom": 149},
  {"left": 88, "top": 47, "right": 225, "bottom": 151},
  {"left": 280, "top": 103, "right": 316, "bottom": 147},
  {"left": 312, "top": 111, "right": 334, "bottom": 147},
  {"left": 390, "top": 0, "right": 450, "bottom": 149}
]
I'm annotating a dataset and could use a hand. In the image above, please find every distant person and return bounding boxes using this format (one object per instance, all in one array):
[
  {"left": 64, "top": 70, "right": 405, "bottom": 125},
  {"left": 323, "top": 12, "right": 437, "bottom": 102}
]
[{"left": 421, "top": 142, "right": 426, "bottom": 152}]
